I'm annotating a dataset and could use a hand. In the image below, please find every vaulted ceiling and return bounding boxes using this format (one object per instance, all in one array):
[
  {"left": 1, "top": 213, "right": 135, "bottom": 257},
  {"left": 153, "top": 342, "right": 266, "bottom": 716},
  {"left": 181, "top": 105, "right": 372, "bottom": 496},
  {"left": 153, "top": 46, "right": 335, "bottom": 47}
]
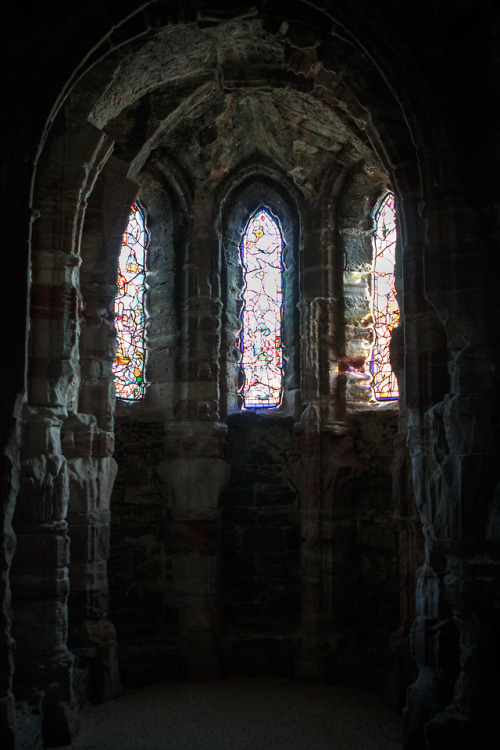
[{"left": 72, "top": 17, "right": 390, "bottom": 198}]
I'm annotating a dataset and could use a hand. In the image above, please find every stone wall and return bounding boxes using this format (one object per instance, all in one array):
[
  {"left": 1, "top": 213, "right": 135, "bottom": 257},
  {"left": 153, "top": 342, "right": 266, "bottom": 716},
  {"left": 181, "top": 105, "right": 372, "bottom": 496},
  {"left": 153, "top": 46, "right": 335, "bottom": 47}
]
[
  {"left": 220, "top": 416, "right": 301, "bottom": 677},
  {"left": 108, "top": 409, "right": 405, "bottom": 698},
  {"left": 108, "top": 420, "right": 174, "bottom": 687}
]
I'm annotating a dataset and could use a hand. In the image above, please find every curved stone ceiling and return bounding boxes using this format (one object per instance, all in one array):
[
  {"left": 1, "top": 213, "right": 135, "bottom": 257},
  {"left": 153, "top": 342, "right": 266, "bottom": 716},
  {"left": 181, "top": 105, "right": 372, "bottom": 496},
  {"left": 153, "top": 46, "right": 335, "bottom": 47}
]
[{"left": 85, "top": 19, "right": 384, "bottom": 194}]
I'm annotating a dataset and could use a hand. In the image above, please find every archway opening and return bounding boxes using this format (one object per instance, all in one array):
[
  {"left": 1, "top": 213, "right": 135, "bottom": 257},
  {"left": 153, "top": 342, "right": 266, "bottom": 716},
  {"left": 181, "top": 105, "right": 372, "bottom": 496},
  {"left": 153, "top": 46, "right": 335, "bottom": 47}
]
[{"left": 12, "top": 4, "right": 437, "bottom": 746}]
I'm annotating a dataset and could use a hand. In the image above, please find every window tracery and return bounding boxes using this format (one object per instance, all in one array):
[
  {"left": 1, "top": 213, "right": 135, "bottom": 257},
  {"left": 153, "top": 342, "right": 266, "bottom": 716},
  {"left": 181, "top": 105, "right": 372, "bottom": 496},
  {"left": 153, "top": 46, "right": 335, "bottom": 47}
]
[
  {"left": 240, "top": 208, "right": 284, "bottom": 409},
  {"left": 113, "top": 203, "right": 147, "bottom": 400},
  {"left": 371, "top": 192, "right": 399, "bottom": 400}
]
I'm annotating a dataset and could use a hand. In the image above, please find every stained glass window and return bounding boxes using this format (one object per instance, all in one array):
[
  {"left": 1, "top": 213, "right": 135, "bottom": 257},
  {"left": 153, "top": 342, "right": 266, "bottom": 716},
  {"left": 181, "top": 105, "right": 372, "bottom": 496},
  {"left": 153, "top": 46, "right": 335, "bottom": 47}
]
[
  {"left": 371, "top": 192, "right": 399, "bottom": 400},
  {"left": 240, "top": 208, "right": 284, "bottom": 409},
  {"left": 113, "top": 203, "right": 147, "bottom": 400}
]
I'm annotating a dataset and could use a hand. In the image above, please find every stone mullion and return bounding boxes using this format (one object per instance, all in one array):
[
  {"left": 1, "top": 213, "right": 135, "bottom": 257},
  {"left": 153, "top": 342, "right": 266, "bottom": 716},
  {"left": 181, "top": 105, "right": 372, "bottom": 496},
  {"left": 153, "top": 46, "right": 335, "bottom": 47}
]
[
  {"left": 299, "top": 203, "right": 338, "bottom": 419},
  {"left": 318, "top": 296, "right": 339, "bottom": 424},
  {"left": 176, "top": 193, "right": 220, "bottom": 425},
  {"left": 180, "top": 291, "right": 223, "bottom": 420},
  {"left": 298, "top": 297, "right": 340, "bottom": 425},
  {"left": 298, "top": 298, "right": 321, "bottom": 413},
  {"left": 318, "top": 211, "right": 342, "bottom": 426}
]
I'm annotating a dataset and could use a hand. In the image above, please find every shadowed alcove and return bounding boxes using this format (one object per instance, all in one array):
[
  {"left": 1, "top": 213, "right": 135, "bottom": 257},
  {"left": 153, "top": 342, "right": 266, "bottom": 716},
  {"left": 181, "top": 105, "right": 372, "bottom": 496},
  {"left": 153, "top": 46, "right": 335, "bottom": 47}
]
[{"left": 2, "top": 3, "right": 499, "bottom": 749}]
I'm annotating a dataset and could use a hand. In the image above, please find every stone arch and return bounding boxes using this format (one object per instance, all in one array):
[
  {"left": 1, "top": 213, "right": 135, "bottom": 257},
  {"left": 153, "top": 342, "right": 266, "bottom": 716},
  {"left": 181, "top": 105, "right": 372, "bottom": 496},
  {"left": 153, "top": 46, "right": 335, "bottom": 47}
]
[
  {"left": 10, "top": 122, "right": 118, "bottom": 744},
  {"left": 13, "top": 5, "right": 424, "bottom": 740},
  {"left": 217, "top": 165, "right": 302, "bottom": 418},
  {"left": 6, "top": 2, "right": 494, "bottom": 748}
]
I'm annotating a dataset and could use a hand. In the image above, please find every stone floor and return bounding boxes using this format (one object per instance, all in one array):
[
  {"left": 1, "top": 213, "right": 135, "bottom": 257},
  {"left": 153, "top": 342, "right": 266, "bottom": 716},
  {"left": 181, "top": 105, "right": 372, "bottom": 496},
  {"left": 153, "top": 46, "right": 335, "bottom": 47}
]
[{"left": 51, "top": 678, "right": 403, "bottom": 750}]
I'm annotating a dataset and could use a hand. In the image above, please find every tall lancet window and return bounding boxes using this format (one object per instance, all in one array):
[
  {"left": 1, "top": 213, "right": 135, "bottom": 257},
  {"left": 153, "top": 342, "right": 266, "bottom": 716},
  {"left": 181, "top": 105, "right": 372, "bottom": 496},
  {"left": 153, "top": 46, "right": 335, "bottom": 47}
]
[
  {"left": 113, "top": 203, "right": 147, "bottom": 400},
  {"left": 240, "top": 208, "right": 284, "bottom": 409},
  {"left": 371, "top": 192, "right": 399, "bottom": 400}
]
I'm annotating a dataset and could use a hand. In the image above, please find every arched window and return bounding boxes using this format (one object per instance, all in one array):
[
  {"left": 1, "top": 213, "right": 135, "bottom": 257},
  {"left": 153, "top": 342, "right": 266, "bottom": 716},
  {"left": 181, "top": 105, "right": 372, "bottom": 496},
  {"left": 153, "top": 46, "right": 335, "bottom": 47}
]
[
  {"left": 371, "top": 192, "right": 399, "bottom": 400},
  {"left": 220, "top": 176, "right": 299, "bottom": 418},
  {"left": 113, "top": 203, "right": 147, "bottom": 400},
  {"left": 240, "top": 208, "right": 284, "bottom": 409}
]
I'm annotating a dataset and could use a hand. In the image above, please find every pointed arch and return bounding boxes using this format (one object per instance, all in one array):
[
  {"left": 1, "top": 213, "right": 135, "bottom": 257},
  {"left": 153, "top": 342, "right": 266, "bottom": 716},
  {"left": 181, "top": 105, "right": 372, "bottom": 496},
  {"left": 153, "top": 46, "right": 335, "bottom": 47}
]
[
  {"left": 240, "top": 207, "right": 284, "bottom": 409},
  {"left": 218, "top": 171, "right": 301, "bottom": 418}
]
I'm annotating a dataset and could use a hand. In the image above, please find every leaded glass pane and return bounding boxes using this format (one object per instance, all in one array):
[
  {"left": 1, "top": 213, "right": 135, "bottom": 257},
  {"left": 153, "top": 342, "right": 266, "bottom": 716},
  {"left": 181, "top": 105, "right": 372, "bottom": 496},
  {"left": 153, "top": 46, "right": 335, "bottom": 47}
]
[
  {"left": 240, "top": 208, "right": 283, "bottom": 409},
  {"left": 113, "top": 203, "right": 147, "bottom": 400},
  {"left": 371, "top": 192, "right": 399, "bottom": 400}
]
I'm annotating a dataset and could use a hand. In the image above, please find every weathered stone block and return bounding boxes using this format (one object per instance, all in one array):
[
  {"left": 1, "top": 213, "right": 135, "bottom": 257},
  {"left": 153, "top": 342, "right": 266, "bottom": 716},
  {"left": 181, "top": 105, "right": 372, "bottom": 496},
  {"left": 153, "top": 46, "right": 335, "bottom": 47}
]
[
  {"left": 61, "top": 413, "right": 98, "bottom": 459},
  {"left": 17, "top": 455, "right": 69, "bottom": 524},
  {"left": 78, "top": 380, "right": 115, "bottom": 417},
  {"left": 66, "top": 457, "right": 118, "bottom": 514}
]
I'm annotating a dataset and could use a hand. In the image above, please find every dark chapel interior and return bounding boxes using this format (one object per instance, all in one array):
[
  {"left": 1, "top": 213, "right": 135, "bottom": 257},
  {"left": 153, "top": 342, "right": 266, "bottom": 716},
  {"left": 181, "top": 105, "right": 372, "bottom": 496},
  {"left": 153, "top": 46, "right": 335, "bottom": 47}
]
[{"left": 1, "top": 1, "right": 500, "bottom": 748}]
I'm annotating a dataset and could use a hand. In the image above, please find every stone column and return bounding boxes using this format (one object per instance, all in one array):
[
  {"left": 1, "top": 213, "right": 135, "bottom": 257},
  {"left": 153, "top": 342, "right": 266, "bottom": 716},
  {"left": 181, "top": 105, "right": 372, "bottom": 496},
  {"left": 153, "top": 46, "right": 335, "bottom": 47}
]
[
  {"left": 11, "top": 406, "right": 79, "bottom": 747},
  {"left": 64, "top": 418, "right": 122, "bottom": 704}
]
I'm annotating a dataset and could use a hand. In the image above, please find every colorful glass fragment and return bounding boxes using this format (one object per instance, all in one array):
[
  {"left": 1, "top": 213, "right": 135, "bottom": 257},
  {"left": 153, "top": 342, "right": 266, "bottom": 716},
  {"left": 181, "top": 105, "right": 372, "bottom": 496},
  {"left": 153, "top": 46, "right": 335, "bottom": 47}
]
[
  {"left": 240, "top": 208, "right": 284, "bottom": 409},
  {"left": 371, "top": 192, "right": 399, "bottom": 400},
  {"left": 113, "top": 203, "right": 147, "bottom": 400}
]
